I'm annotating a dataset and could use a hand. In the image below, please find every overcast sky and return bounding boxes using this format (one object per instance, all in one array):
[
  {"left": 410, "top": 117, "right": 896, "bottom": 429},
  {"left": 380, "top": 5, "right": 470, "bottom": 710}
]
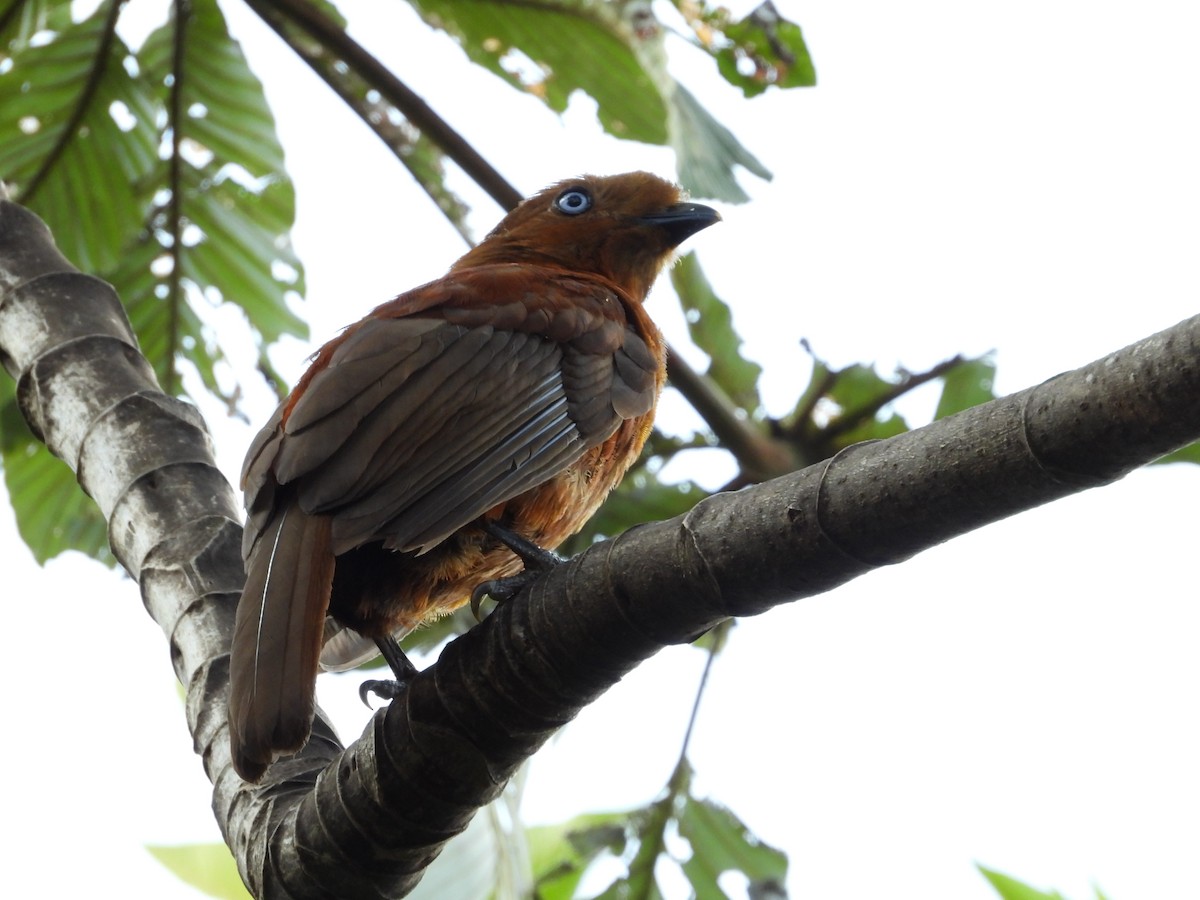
[{"left": 4, "top": 2, "right": 1199, "bottom": 898}]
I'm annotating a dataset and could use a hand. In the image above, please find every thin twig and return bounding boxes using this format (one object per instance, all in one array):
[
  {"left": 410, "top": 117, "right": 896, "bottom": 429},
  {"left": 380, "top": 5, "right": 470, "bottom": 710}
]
[
  {"left": 248, "top": 2, "right": 474, "bottom": 245},
  {"left": 249, "top": 0, "right": 523, "bottom": 211},
  {"left": 822, "top": 354, "right": 965, "bottom": 444},
  {"left": 667, "top": 351, "right": 797, "bottom": 480}
]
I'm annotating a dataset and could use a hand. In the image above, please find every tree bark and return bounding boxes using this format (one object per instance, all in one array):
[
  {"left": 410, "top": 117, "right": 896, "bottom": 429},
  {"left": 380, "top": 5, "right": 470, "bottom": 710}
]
[{"left": 1, "top": 196, "right": 1197, "bottom": 898}]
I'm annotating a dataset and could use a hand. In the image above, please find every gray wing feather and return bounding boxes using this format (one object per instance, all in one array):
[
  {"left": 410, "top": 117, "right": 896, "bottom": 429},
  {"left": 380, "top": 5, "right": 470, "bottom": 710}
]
[{"left": 258, "top": 319, "right": 620, "bottom": 556}]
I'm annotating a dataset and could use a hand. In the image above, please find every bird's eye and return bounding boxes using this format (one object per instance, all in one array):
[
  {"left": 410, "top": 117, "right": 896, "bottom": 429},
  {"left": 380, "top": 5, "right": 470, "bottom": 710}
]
[{"left": 554, "top": 188, "right": 592, "bottom": 215}]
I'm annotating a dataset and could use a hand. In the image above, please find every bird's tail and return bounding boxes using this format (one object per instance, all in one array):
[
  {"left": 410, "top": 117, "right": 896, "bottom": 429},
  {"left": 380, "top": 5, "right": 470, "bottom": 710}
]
[{"left": 228, "top": 501, "right": 334, "bottom": 781}]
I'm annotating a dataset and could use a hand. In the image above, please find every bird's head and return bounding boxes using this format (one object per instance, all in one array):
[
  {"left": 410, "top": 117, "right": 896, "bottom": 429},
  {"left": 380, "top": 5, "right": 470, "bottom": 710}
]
[{"left": 455, "top": 172, "right": 720, "bottom": 300}]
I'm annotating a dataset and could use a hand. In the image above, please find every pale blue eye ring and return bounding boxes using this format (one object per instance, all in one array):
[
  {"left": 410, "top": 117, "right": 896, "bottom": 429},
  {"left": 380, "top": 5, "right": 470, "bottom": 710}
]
[{"left": 554, "top": 188, "right": 592, "bottom": 215}]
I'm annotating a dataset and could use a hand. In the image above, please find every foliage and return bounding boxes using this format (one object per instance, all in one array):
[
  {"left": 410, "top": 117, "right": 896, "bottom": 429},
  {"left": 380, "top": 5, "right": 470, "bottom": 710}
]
[
  {"left": 4, "top": 0, "right": 1177, "bottom": 897},
  {"left": 528, "top": 768, "right": 787, "bottom": 899},
  {"left": 0, "top": 0, "right": 304, "bottom": 562},
  {"left": 147, "top": 844, "right": 252, "bottom": 900},
  {"left": 978, "top": 865, "right": 1112, "bottom": 900}
]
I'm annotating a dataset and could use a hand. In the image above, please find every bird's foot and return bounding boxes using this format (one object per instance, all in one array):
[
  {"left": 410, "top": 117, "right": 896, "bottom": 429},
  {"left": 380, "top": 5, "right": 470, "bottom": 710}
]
[
  {"left": 359, "top": 635, "right": 419, "bottom": 709},
  {"left": 471, "top": 521, "right": 565, "bottom": 620},
  {"left": 359, "top": 678, "right": 406, "bottom": 707},
  {"left": 470, "top": 569, "right": 541, "bottom": 620},
  {"left": 482, "top": 520, "right": 564, "bottom": 569}
]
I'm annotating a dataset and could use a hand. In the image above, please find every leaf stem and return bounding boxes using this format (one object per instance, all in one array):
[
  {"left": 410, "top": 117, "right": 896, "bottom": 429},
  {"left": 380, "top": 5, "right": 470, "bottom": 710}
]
[
  {"left": 21, "top": 0, "right": 126, "bottom": 203},
  {"left": 820, "top": 354, "right": 965, "bottom": 444},
  {"left": 163, "top": 0, "right": 190, "bottom": 396}
]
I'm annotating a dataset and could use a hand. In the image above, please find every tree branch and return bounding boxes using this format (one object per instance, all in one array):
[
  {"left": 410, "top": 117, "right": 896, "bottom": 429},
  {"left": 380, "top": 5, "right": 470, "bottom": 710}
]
[
  {"left": 243, "top": 0, "right": 523, "bottom": 211},
  {"left": 666, "top": 350, "right": 799, "bottom": 479},
  {"left": 3, "top": 197, "right": 1198, "bottom": 898}
]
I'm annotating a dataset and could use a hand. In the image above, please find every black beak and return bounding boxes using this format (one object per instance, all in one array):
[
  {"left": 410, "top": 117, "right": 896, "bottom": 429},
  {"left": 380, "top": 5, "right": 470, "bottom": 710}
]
[{"left": 640, "top": 202, "right": 721, "bottom": 246}]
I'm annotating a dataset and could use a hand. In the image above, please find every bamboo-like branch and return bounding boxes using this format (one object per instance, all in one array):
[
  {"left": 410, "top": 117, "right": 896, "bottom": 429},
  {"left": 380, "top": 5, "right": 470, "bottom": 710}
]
[{"left": 4, "top": 203, "right": 1199, "bottom": 897}]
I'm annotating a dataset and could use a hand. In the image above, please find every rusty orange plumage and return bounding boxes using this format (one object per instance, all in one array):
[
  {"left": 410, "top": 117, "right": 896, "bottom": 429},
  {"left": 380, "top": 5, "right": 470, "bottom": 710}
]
[{"left": 228, "top": 172, "right": 719, "bottom": 781}]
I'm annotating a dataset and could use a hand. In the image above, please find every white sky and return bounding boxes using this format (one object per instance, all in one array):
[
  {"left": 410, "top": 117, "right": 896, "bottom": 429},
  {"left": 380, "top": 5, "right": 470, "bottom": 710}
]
[{"left": 3, "top": 1, "right": 1199, "bottom": 898}]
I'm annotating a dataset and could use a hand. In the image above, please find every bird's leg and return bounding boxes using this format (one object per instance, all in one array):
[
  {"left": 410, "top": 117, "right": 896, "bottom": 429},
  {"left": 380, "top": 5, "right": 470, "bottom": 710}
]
[
  {"left": 470, "top": 520, "right": 565, "bottom": 619},
  {"left": 358, "top": 635, "right": 419, "bottom": 707}
]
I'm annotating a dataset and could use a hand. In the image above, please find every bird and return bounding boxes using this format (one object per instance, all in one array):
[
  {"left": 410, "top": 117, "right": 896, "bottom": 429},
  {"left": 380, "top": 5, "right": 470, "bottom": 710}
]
[{"left": 228, "top": 171, "right": 720, "bottom": 782}]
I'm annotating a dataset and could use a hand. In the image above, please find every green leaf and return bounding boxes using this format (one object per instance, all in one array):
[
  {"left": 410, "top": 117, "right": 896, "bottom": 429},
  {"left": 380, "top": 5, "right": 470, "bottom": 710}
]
[
  {"left": 560, "top": 472, "right": 708, "bottom": 555},
  {"left": 410, "top": 0, "right": 772, "bottom": 202},
  {"left": 0, "top": 2, "right": 159, "bottom": 274},
  {"left": 712, "top": 4, "right": 817, "bottom": 97},
  {"left": 1153, "top": 439, "right": 1200, "bottom": 465},
  {"left": 935, "top": 355, "right": 997, "bottom": 419},
  {"left": 689, "top": 618, "right": 734, "bottom": 654},
  {"left": 671, "top": 252, "right": 762, "bottom": 413},
  {"left": 0, "top": 0, "right": 75, "bottom": 49},
  {"left": 825, "top": 363, "right": 911, "bottom": 444},
  {"left": 668, "top": 83, "right": 772, "bottom": 203},
  {"left": 146, "top": 844, "right": 251, "bottom": 900},
  {"left": 138, "top": 0, "right": 306, "bottom": 400},
  {"left": 410, "top": 0, "right": 667, "bottom": 143},
  {"left": 676, "top": 796, "right": 787, "bottom": 898},
  {"left": 0, "top": 385, "right": 112, "bottom": 565},
  {"left": 528, "top": 811, "right": 630, "bottom": 900},
  {"left": 978, "top": 865, "right": 1070, "bottom": 900}
]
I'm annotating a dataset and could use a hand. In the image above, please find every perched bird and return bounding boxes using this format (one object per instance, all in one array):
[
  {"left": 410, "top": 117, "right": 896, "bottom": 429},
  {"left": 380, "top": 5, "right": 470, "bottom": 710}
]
[{"left": 228, "top": 172, "right": 720, "bottom": 781}]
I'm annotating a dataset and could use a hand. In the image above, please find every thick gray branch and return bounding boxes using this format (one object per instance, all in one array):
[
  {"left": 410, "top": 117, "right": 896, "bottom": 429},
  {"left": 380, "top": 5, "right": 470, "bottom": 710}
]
[{"left": 1, "top": 197, "right": 1197, "bottom": 898}]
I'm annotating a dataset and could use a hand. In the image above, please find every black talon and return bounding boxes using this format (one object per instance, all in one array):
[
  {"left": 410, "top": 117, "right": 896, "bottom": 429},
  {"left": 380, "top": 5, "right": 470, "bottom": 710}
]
[
  {"left": 470, "top": 522, "right": 566, "bottom": 621},
  {"left": 359, "top": 635, "right": 419, "bottom": 709},
  {"left": 470, "top": 570, "right": 541, "bottom": 620},
  {"left": 360, "top": 678, "right": 406, "bottom": 707}
]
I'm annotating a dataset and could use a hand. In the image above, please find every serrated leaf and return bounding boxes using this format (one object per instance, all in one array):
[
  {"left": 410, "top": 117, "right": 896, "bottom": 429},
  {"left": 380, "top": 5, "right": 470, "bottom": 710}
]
[
  {"left": 669, "top": 82, "right": 771, "bottom": 203},
  {"left": 0, "top": 2, "right": 159, "bottom": 274},
  {"left": 672, "top": 252, "right": 762, "bottom": 413},
  {"left": 978, "top": 865, "right": 1069, "bottom": 900},
  {"left": 410, "top": 0, "right": 771, "bottom": 201},
  {"left": 146, "top": 844, "right": 251, "bottom": 900},
  {"left": 677, "top": 796, "right": 787, "bottom": 897},
  {"left": 935, "top": 355, "right": 997, "bottom": 419},
  {"left": 138, "top": 0, "right": 306, "bottom": 401},
  {"left": 410, "top": 0, "right": 667, "bottom": 143}
]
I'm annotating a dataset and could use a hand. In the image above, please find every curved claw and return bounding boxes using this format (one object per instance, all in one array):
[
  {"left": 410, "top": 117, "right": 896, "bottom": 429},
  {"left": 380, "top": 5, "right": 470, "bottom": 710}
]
[
  {"left": 359, "top": 678, "right": 406, "bottom": 708},
  {"left": 470, "top": 581, "right": 493, "bottom": 623},
  {"left": 470, "top": 569, "right": 545, "bottom": 622}
]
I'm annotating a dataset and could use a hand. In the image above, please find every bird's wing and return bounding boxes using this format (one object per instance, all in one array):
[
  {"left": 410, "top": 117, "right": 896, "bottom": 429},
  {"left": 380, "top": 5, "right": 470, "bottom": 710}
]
[{"left": 245, "top": 267, "right": 659, "bottom": 556}]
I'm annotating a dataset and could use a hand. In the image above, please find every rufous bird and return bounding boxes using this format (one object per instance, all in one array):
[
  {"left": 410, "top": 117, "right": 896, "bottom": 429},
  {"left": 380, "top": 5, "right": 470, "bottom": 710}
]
[{"left": 228, "top": 172, "right": 720, "bottom": 781}]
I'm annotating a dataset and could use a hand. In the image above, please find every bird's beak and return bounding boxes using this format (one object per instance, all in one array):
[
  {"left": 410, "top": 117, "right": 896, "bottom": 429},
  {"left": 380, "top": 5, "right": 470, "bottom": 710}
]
[{"left": 640, "top": 202, "right": 721, "bottom": 246}]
